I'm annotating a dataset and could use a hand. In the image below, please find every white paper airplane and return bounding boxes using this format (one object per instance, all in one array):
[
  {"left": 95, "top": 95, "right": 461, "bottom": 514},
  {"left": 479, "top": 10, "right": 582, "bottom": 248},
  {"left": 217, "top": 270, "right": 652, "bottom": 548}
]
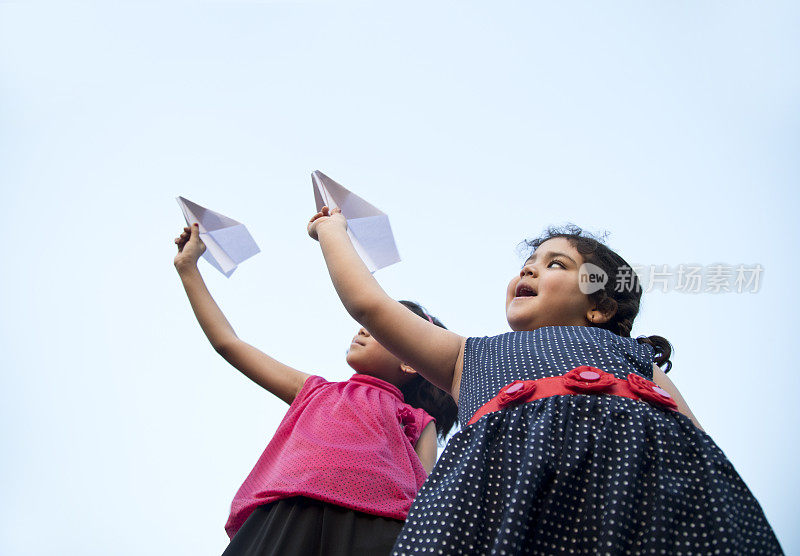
[
  {"left": 312, "top": 171, "right": 401, "bottom": 272},
  {"left": 176, "top": 196, "right": 260, "bottom": 277}
]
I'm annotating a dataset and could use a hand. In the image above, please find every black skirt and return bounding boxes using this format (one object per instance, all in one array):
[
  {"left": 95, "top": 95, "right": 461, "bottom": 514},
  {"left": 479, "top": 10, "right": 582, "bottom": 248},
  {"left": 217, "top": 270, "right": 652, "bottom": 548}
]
[{"left": 222, "top": 497, "right": 406, "bottom": 556}]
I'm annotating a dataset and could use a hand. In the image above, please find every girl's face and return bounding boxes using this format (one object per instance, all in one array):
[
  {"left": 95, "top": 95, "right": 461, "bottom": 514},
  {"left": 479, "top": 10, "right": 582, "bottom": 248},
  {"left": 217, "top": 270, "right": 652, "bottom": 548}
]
[
  {"left": 506, "top": 237, "right": 595, "bottom": 331},
  {"left": 346, "top": 327, "right": 412, "bottom": 385}
]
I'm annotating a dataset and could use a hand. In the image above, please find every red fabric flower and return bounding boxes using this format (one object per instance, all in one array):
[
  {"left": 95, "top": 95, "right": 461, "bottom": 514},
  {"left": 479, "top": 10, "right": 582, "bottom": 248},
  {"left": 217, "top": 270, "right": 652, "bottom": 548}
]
[
  {"left": 626, "top": 373, "right": 678, "bottom": 410},
  {"left": 497, "top": 380, "right": 537, "bottom": 408},
  {"left": 397, "top": 406, "right": 419, "bottom": 439},
  {"left": 563, "top": 366, "right": 616, "bottom": 393}
]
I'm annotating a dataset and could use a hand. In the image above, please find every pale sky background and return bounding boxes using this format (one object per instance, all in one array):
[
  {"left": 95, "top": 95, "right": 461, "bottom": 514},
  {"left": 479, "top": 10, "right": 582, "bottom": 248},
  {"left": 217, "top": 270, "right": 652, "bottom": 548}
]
[{"left": 2, "top": 2, "right": 798, "bottom": 554}]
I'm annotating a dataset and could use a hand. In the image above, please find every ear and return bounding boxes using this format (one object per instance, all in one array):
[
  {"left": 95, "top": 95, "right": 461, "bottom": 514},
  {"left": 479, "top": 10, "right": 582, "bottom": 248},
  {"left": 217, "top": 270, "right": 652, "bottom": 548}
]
[
  {"left": 587, "top": 296, "right": 617, "bottom": 325},
  {"left": 586, "top": 310, "right": 612, "bottom": 325},
  {"left": 399, "top": 363, "right": 418, "bottom": 375},
  {"left": 586, "top": 303, "right": 616, "bottom": 325}
]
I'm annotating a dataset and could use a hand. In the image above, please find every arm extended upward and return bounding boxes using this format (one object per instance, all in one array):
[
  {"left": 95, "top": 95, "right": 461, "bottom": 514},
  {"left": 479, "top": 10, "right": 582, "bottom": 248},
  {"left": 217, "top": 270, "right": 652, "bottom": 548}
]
[
  {"left": 175, "top": 225, "right": 309, "bottom": 404},
  {"left": 309, "top": 209, "right": 465, "bottom": 398}
]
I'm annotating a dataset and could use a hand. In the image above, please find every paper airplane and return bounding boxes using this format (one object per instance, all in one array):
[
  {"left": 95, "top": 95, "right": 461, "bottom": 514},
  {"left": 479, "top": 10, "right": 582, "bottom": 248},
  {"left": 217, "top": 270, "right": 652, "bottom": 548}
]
[
  {"left": 312, "top": 171, "right": 401, "bottom": 272},
  {"left": 176, "top": 196, "right": 260, "bottom": 277}
]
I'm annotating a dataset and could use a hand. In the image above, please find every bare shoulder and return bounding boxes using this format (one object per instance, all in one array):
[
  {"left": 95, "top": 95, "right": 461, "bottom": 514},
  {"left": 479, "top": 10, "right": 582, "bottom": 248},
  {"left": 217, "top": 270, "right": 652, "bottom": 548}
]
[
  {"left": 651, "top": 363, "right": 704, "bottom": 431},
  {"left": 450, "top": 336, "right": 467, "bottom": 404}
]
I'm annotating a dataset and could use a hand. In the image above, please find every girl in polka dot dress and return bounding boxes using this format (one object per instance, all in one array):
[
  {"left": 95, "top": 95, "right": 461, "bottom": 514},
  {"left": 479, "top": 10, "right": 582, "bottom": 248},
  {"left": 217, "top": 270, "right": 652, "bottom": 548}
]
[
  {"left": 174, "top": 224, "right": 457, "bottom": 556},
  {"left": 308, "top": 210, "right": 783, "bottom": 555}
]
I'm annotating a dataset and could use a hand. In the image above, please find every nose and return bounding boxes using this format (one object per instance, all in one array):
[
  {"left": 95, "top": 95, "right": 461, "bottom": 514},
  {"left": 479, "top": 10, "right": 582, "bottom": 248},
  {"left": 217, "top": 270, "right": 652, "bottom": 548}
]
[
  {"left": 358, "top": 328, "right": 370, "bottom": 337},
  {"left": 520, "top": 263, "right": 538, "bottom": 278}
]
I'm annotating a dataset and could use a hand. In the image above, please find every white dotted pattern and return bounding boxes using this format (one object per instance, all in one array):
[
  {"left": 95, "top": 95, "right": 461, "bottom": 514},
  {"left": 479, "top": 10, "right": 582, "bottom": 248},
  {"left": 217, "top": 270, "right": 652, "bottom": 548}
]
[{"left": 392, "top": 326, "right": 782, "bottom": 555}]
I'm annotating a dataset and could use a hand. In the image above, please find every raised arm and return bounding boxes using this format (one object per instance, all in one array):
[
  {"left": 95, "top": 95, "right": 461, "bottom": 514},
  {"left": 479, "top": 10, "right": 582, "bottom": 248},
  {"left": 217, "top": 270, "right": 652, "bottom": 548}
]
[
  {"left": 308, "top": 208, "right": 465, "bottom": 397},
  {"left": 174, "top": 224, "right": 310, "bottom": 404}
]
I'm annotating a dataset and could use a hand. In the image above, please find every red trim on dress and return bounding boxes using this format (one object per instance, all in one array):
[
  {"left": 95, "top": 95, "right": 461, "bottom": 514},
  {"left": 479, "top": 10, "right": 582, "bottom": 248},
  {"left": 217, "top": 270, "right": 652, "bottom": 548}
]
[{"left": 466, "top": 366, "right": 678, "bottom": 426}]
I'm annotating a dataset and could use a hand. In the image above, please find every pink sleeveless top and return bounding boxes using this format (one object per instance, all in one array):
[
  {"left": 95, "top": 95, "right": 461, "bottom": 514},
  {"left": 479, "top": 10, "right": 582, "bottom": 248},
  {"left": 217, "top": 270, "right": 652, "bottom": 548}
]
[{"left": 225, "top": 374, "right": 435, "bottom": 538}]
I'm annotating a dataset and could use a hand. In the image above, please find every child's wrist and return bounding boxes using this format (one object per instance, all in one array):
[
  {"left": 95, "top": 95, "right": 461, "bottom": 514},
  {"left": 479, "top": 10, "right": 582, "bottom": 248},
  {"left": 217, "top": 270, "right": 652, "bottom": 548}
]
[
  {"left": 174, "top": 258, "right": 200, "bottom": 274},
  {"left": 316, "top": 217, "right": 347, "bottom": 237}
]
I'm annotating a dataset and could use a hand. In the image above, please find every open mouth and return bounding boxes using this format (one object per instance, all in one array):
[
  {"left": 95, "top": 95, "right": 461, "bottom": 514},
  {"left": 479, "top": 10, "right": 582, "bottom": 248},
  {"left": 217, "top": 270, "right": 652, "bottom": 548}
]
[{"left": 515, "top": 283, "right": 537, "bottom": 298}]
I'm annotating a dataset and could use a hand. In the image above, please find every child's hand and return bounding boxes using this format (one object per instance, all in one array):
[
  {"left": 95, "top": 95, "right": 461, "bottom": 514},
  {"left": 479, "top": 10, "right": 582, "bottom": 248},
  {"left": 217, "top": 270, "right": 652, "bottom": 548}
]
[
  {"left": 174, "top": 223, "right": 206, "bottom": 270},
  {"left": 307, "top": 206, "right": 346, "bottom": 241}
]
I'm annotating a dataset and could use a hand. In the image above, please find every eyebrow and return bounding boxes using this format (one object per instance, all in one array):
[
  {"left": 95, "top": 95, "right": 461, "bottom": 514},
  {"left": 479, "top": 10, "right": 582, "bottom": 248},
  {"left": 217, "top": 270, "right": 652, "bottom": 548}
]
[{"left": 525, "top": 251, "right": 578, "bottom": 266}]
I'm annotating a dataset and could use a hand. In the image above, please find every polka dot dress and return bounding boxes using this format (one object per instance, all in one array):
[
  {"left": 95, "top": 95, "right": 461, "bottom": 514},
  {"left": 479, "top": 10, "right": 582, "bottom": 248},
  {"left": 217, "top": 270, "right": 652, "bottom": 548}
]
[{"left": 392, "top": 326, "right": 782, "bottom": 555}]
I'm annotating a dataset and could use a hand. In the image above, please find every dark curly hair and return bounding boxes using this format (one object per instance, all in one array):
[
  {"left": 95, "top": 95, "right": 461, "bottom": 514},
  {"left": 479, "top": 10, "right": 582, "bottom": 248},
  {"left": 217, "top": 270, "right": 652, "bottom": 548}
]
[
  {"left": 523, "top": 225, "right": 673, "bottom": 372},
  {"left": 397, "top": 301, "right": 459, "bottom": 441}
]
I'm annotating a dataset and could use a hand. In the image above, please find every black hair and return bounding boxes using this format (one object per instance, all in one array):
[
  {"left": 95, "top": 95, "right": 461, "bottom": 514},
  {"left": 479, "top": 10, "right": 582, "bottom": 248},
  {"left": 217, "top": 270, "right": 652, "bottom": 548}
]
[
  {"left": 523, "top": 225, "right": 673, "bottom": 372},
  {"left": 397, "top": 300, "right": 459, "bottom": 441}
]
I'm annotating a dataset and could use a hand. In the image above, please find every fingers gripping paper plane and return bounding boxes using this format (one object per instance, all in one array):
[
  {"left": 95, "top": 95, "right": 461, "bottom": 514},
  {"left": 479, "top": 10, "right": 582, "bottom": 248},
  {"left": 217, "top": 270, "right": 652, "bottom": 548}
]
[
  {"left": 176, "top": 173, "right": 396, "bottom": 276},
  {"left": 312, "top": 171, "right": 401, "bottom": 273},
  {"left": 176, "top": 196, "right": 261, "bottom": 277}
]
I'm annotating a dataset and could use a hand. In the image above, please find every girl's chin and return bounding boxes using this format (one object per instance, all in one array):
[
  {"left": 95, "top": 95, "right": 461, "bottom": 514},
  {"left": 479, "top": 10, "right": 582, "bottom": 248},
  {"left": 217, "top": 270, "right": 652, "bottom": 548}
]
[
  {"left": 506, "top": 313, "right": 553, "bottom": 332},
  {"left": 506, "top": 315, "right": 533, "bottom": 331},
  {"left": 506, "top": 308, "right": 534, "bottom": 328}
]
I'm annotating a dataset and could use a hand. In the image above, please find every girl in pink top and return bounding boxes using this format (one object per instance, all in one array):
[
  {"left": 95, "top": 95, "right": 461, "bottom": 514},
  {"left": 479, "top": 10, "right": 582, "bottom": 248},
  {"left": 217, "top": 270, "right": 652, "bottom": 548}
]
[{"left": 174, "top": 224, "right": 457, "bottom": 556}]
